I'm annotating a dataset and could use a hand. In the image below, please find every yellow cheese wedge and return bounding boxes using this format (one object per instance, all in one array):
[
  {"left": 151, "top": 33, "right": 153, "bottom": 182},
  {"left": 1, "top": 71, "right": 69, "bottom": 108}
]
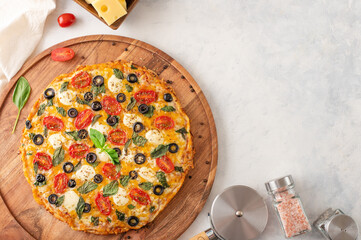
[
  {"left": 92, "top": 0, "right": 127, "bottom": 26},
  {"left": 118, "top": 0, "right": 127, "bottom": 10}
]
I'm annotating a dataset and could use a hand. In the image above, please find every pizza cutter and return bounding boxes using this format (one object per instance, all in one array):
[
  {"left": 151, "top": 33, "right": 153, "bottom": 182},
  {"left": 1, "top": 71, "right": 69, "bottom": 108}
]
[{"left": 190, "top": 185, "right": 268, "bottom": 240}]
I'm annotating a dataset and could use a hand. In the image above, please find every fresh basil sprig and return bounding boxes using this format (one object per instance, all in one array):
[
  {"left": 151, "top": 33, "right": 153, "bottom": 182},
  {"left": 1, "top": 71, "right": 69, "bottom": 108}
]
[
  {"left": 156, "top": 171, "right": 169, "bottom": 188},
  {"left": 151, "top": 144, "right": 169, "bottom": 158},
  {"left": 161, "top": 106, "right": 176, "bottom": 112},
  {"left": 103, "top": 180, "right": 119, "bottom": 197},
  {"left": 120, "top": 175, "right": 130, "bottom": 187},
  {"left": 77, "top": 181, "right": 98, "bottom": 194},
  {"left": 89, "top": 129, "right": 119, "bottom": 165},
  {"left": 76, "top": 196, "right": 85, "bottom": 219},
  {"left": 113, "top": 68, "right": 124, "bottom": 79},
  {"left": 12, "top": 76, "right": 31, "bottom": 133},
  {"left": 52, "top": 146, "right": 65, "bottom": 166}
]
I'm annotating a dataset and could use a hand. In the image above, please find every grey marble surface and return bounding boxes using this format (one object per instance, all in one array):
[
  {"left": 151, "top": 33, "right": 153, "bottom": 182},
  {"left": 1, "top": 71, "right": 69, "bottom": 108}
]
[{"left": 35, "top": 0, "right": 361, "bottom": 239}]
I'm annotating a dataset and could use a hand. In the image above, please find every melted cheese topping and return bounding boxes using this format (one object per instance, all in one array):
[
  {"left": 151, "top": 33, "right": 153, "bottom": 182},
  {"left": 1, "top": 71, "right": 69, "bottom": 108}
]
[
  {"left": 63, "top": 191, "right": 79, "bottom": 212},
  {"left": 75, "top": 165, "right": 96, "bottom": 182},
  {"left": 145, "top": 129, "right": 164, "bottom": 145},
  {"left": 138, "top": 167, "right": 156, "bottom": 182},
  {"left": 107, "top": 75, "right": 123, "bottom": 93},
  {"left": 112, "top": 187, "right": 129, "bottom": 206},
  {"left": 58, "top": 90, "right": 76, "bottom": 105},
  {"left": 48, "top": 133, "right": 66, "bottom": 149},
  {"left": 123, "top": 113, "right": 142, "bottom": 128}
]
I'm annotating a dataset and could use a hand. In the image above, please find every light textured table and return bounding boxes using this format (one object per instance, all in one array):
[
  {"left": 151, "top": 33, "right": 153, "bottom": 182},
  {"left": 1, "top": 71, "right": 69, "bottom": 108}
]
[{"left": 31, "top": 0, "right": 361, "bottom": 239}]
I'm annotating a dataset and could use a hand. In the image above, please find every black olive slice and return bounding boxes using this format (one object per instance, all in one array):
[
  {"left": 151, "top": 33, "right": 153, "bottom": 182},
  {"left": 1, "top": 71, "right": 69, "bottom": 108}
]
[
  {"left": 129, "top": 170, "right": 138, "bottom": 180},
  {"left": 127, "top": 74, "right": 138, "bottom": 83},
  {"left": 106, "top": 116, "right": 118, "bottom": 126},
  {"left": 93, "top": 75, "right": 104, "bottom": 86},
  {"left": 128, "top": 216, "right": 139, "bottom": 226},
  {"left": 84, "top": 92, "right": 93, "bottom": 102},
  {"left": 116, "top": 93, "right": 126, "bottom": 103},
  {"left": 163, "top": 93, "right": 173, "bottom": 102},
  {"left": 33, "top": 134, "right": 44, "bottom": 145},
  {"left": 113, "top": 148, "right": 121, "bottom": 157},
  {"left": 153, "top": 185, "right": 164, "bottom": 196},
  {"left": 168, "top": 143, "right": 179, "bottom": 153},
  {"left": 93, "top": 174, "right": 103, "bottom": 183},
  {"left": 68, "top": 108, "right": 78, "bottom": 118},
  {"left": 25, "top": 120, "right": 32, "bottom": 129},
  {"left": 36, "top": 174, "right": 45, "bottom": 183},
  {"left": 44, "top": 88, "right": 55, "bottom": 99},
  {"left": 86, "top": 152, "right": 97, "bottom": 164},
  {"left": 63, "top": 162, "right": 74, "bottom": 173},
  {"left": 138, "top": 104, "right": 149, "bottom": 114},
  {"left": 68, "top": 179, "right": 76, "bottom": 188},
  {"left": 133, "top": 122, "right": 144, "bottom": 133},
  {"left": 78, "top": 129, "right": 88, "bottom": 139},
  {"left": 91, "top": 101, "right": 102, "bottom": 111},
  {"left": 134, "top": 153, "right": 146, "bottom": 165},
  {"left": 83, "top": 203, "right": 91, "bottom": 213},
  {"left": 48, "top": 194, "right": 58, "bottom": 204}
]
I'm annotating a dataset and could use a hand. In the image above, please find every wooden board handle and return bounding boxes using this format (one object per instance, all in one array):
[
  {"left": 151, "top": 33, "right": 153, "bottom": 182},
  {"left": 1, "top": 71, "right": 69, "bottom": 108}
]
[{"left": 190, "top": 231, "right": 209, "bottom": 240}]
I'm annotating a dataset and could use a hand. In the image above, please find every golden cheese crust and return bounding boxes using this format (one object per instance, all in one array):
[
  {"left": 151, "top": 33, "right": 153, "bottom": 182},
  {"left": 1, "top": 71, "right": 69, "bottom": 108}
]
[{"left": 19, "top": 60, "right": 194, "bottom": 234}]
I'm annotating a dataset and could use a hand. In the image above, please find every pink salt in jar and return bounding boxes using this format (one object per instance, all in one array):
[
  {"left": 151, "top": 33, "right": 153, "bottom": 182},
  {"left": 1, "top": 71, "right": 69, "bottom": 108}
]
[{"left": 265, "top": 175, "right": 311, "bottom": 238}]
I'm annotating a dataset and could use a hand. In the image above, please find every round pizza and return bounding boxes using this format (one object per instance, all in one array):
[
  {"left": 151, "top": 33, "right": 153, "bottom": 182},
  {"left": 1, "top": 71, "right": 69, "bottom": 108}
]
[{"left": 19, "top": 60, "right": 194, "bottom": 234}]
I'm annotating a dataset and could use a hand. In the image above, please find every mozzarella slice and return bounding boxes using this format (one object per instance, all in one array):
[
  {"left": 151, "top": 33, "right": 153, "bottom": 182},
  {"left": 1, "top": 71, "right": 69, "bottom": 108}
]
[
  {"left": 48, "top": 133, "right": 66, "bottom": 149},
  {"left": 75, "top": 165, "right": 96, "bottom": 182},
  {"left": 107, "top": 75, "right": 123, "bottom": 93},
  {"left": 112, "top": 187, "right": 128, "bottom": 206},
  {"left": 96, "top": 148, "right": 110, "bottom": 162},
  {"left": 88, "top": 121, "right": 109, "bottom": 135},
  {"left": 138, "top": 167, "right": 156, "bottom": 182},
  {"left": 58, "top": 90, "right": 76, "bottom": 105},
  {"left": 63, "top": 191, "right": 79, "bottom": 212},
  {"left": 145, "top": 129, "right": 164, "bottom": 145},
  {"left": 123, "top": 113, "right": 142, "bottom": 128}
]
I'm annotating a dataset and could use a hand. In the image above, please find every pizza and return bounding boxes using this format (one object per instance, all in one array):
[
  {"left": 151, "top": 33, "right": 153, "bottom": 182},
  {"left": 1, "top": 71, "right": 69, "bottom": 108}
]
[{"left": 19, "top": 60, "right": 194, "bottom": 234}]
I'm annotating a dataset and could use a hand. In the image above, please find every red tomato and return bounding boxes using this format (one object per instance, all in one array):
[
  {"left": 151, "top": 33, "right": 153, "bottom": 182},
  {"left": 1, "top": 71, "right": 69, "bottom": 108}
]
[
  {"left": 95, "top": 192, "right": 112, "bottom": 215},
  {"left": 51, "top": 48, "right": 75, "bottom": 62},
  {"left": 134, "top": 90, "right": 157, "bottom": 104},
  {"left": 43, "top": 116, "right": 64, "bottom": 131},
  {"left": 33, "top": 152, "right": 52, "bottom": 170},
  {"left": 71, "top": 71, "right": 91, "bottom": 89},
  {"left": 102, "top": 96, "right": 122, "bottom": 115},
  {"left": 74, "top": 109, "right": 94, "bottom": 129},
  {"left": 108, "top": 129, "right": 127, "bottom": 145},
  {"left": 129, "top": 188, "right": 151, "bottom": 205},
  {"left": 69, "top": 143, "right": 89, "bottom": 159},
  {"left": 154, "top": 116, "right": 175, "bottom": 130},
  {"left": 57, "top": 13, "right": 76, "bottom": 27},
  {"left": 156, "top": 156, "right": 175, "bottom": 173},
  {"left": 54, "top": 173, "right": 68, "bottom": 194},
  {"left": 102, "top": 163, "right": 121, "bottom": 180}
]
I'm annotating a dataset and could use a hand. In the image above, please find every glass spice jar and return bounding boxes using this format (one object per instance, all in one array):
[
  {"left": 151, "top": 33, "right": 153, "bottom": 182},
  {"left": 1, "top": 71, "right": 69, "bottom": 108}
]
[{"left": 265, "top": 175, "right": 311, "bottom": 238}]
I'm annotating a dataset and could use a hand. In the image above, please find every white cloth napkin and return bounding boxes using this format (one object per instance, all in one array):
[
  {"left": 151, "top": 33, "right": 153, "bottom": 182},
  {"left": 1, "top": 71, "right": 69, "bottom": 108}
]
[{"left": 0, "top": 0, "right": 56, "bottom": 93}]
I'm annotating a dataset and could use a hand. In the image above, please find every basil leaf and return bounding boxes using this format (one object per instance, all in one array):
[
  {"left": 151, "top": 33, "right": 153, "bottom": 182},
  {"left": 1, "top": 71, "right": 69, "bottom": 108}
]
[
  {"left": 12, "top": 76, "right": 31, "bottom": 133},
  {"left": 104, "top": 148, "right": 119, "bottom": 164},
  {"left": 26, "top": 152, "right": 33, "bottom": 156},
  {"left": 90, "top": 161, "right": 100, "bottom": 168},
  {"left": 29, "top": 133, "right": 35, "bottom": 140},
  {"left": 124, "top": 139, "right": 131, "bottom": 153},
  {"left": 176, "top": 127, "right": 188, "bottom": 140},
  {"left": 175, "top": 166, "right": 184, "bottom": 172},
  {"left": 139, "top": 182, "right": 153, "bottom": 191},
  {"left": 52, "top": 146, "right": 65, "bottom": 166},
  {"left": 33, "top": 162, "right": 38, "bottom": 174},
  {"left": 161, "top": 106, "right": 176, "bottom": 112},
  {"left": 60, "top": 81, "right": 68, "bottom": 93},
  {"left": 150, "top": 206, "right": 155, "bottom": 213},
  {"left": 132, "top": 132, "right": 147, "bottom": 147},
  {"left": 125, "top": 84, "right": 133, "bottom": 92},
  {"left": 116, "top": 210, "right": 125, "bottom": 221},
  {"left": 43, "top": 126, "right": 48, "bottom": 138},
  {"left": 91, "top": 216, "right": 99, "bottom": 226},
  {"left": 120, "top": 175, "right": 130, "bottom": 187},
  {"left": 90, "top": 129, "right": 105, "bottom": 149},
  {"left": 76, "top": 96, "right": 90, "bottom": 105},
  {"left": 103, "top": 180, "right": 119, "bottom": 197},
  {"left": 76, "top": 196, "right": 85, "bottom": 219},
  {"left": 37, "top": 103, "right": 46, "bottom": 116},
  {"left": 127, "top": 204, "right": 135, "bottom": 209},
  {"left": 56, "top": 106, "right": 66, "bottom": 117},
  {"left": 73, "top": 161, "right": 82, "bottom": 171},
  {"left": 34, "top": 179, "right": 46, "bottom": 187},
  {"left": 65, "top": 131, "right": 79, "bottom": 141},
  {"left": 131, "top": 65, "right": 137, "bottom": 69},
  {"left": 107, "top": 217, "right": 111, "bottom": 222},
  {"left": 77, "top": 181, "right": 98, "bottom": 194},
  {"left": 47, "top": 98, "right": 53, "bottom": 107},
  {"left": 151, "top": 144, "right": 169, "bottom": 158},
  {"left": 91, "top": 114, "right": 102, "bottom": 126},
  {"left": 56, "top": 195, "right": 65, "bottom": 207},
  {"left": 156, "top": 171, "right": 169, "bottom": 188},
  {"left": 144, "top": 105, "right": 155, "bottom": 118},
  {"left": 91, "top": 84, "right": 106, "bottom": 97},
  {"left": 126, "top": 97, "right": 136, "bottom": 111},
  {"left": 113, "top": 68, "right": 124, "bottom": 79}
]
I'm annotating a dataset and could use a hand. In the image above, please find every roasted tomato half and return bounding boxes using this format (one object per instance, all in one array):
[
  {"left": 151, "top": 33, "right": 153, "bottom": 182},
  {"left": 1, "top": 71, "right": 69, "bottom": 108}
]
[
  {"left": 156, "top": 156, "right": 175, "bottom": 173},
  {"left": 33, "top": 152, "right": 53, "bottom": 170},
  {"left": 129, "top": 188, "right": 151, "bottom": 205},
  {"left": 102, "top": 163, "right": 121, "bottom": 180},
  {"left": 108, "top": 129, "right": 127, "bottom": 145},
  {"left": 54, "top": 173, "right": 68, "bottom": 194},
  {"left": 134, "top": 90, "right": 157, "bottom": 104},
  {"left": 95, "top": 192, "right": 112, "bottom": 215},
  {"left": 154, "top": 116, "right": 175, "bottom": 130},
  {"left": 74, "top": 109, "right": 94, "bottom": 129},
  {"left": 102, "top": 96, "right": 122, "bottom": 115},
  {"left": 43, "top": 116, "right": 64, "bottom": 131},
  {"left": 51, "top": 48, "right": 75, "bottom": 62},
  {"left": 71, "top": 71, "right": 91, "bottom": 89},
  {"left": 69, "top": 143, "right": 89, "bottom": 158}
]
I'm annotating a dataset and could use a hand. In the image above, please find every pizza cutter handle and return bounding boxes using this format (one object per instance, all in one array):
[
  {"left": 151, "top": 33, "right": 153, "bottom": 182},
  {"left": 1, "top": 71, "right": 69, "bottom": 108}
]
[{"left": 190, "top": 228, "right": 219, "bottom": 240}]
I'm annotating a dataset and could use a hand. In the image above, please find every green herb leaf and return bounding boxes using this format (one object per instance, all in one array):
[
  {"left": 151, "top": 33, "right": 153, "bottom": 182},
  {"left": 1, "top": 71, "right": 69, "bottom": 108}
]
[
  {"left": 107, "top": 217, "right": 111, "bottom": 222},
  {"left": 65, "top": 131, "right": 79, "bottom": 141},
  {"left": 120, "top": 175, "right": 130, "bottom": 187},
  {"left": 124, "top": 139, "right": 131, "bottom": 153},
  {"left": 132, "top": 132, "right": 147, "bottom": 147},
  {"left": 56, "top": 106, "right": 66, "bottom": 117},
  {"left": 91, "top": 84, "right": 106, "bottom": 97},
  {"left": 34, "top": 179, "right": 46, "bottom": 187},
  {"left": 76, "top": 96, "right": 90, "bottom": 105},
  {"left": 156, "top": 171, "right": 169, "bottom": 188},
  {"left": 29, "top": 132, "right": 35, "bottom": 140},
  {"left": 43, "top": 126, "right": 48, "bottom": 138},
  {"left": 12, "top": 76, "right": 31, "bottom": 133},
  {"left": 150, "top": 206, "right": 155, "bottom": 213},
  {"left": 60, "top": 81, "right": 69, "bottom": 93},
  {"left": 116, "top": 210, "right": 125, "bottom": 221},
  {"left": 126, "top": 97, "right": 137, "bottom": 111},
  {"left": 47, "top": 98, "right": 53, "bottom": 107},
  {"left": 131, "top": 65, "right": 137, "bottom": 69},
  {"left": 76, "top": 196, "right": 85, "bottom": 219},
  {"left": 89, "top": 129, "right": 105, "bottom": 149},
  {"left": 111, "top": 115, "right": 120, "bottom": 129},
  {"left": 26, "top": 152, "right": 33, "bottom": 156},
  {"left": 77, "top": 181, "right": 98, "bottom": 194},
  {"left": 104, "top": 147, "right": 119, "bottom": 165},
  {"left": 33, "top": 162, "right": 38, "bottom": 174},
  {"left": 174, "top": 166, "right": 184, "bottom": 172},
  {"left": 176, "top": 127, "right": 188, "bottom": 140},
  {"left": 161, "top": 106, "right": 176, "bottom": 112},
  {"left": 90, "top": 161, "right": 100, "bottom": 168},
  {"left": 125, "top": 84, "right": 133, "bottom": 92},
  {"left": 52, "top": 146, "right": 65, "bottom": 166},
  {"left": 113, "top": 68, "right": 124, "bottom": 79},
  {"left": 91, "top": 216, "right": 99, "bottom": 226},
  {"left": 139, "top": 182, "right": 153, "bottom": 191},
  {"left": 37, "top": 103, "right": 46, "bottom": 116},
  {"left": 56, "top": 195, "right": 65, "bottom": 207},
  {"left": 127, "top": 204, "right": 135, "bottom": 209},
  {"left": 91, "top": 114, "right": 102, "bottom": 126},
  {"left": 151, "top": 144, "right": 169, "bottom": 158},
  {"left": 144, "top": 105, "right": 155, "bottom": 118},
  {"left": 73, "top": 161, "right": 82, "bottom": 171},
  {"left": 103, "top": 180, "right": 119, "bottom": 197}
]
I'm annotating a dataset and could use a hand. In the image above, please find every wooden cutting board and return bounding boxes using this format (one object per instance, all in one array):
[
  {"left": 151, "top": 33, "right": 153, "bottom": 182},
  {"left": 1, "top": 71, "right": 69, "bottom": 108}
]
[{"left": 0, "top": 35, "right": 217, "bottom": 240}]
